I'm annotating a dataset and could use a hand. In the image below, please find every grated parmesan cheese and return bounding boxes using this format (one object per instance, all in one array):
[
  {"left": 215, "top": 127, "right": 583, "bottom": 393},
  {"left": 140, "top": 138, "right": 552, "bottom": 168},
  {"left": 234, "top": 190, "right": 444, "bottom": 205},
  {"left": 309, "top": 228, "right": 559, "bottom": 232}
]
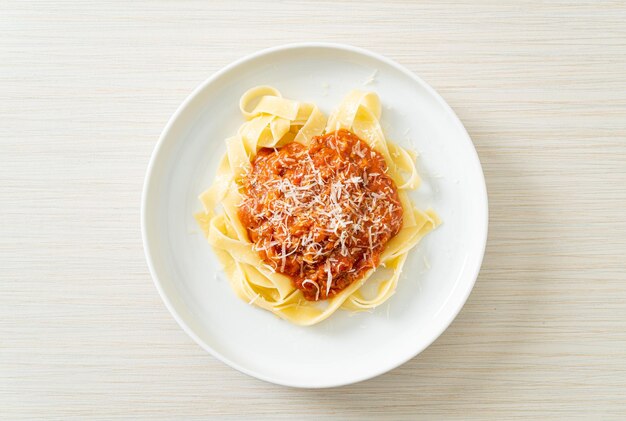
[{"left": 238, "top": 129, "right": 403, "bottom": 301}]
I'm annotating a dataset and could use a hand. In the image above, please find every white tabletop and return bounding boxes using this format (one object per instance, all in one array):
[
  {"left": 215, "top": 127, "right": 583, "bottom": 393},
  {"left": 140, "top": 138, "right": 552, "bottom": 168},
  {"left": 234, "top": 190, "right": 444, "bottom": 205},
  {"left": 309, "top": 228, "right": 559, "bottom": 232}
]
[{"left": 2, "top": 1, "right": 625, "bottom": 419}]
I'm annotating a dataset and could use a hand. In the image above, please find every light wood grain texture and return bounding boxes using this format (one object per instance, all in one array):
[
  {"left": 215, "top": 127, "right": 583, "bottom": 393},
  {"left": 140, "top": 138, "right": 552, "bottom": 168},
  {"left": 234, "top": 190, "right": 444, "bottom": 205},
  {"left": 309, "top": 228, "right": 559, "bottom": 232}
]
[{"left": 1, "top": 0, "right": 625, "bottom": 419}]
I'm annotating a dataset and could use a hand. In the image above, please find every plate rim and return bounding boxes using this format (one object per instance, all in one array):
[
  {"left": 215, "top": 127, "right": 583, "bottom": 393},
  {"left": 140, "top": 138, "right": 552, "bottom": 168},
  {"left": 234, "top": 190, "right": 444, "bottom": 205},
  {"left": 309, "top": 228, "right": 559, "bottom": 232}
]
[{"left": 141, "top": 42, "right": 489, "bottom": 388}]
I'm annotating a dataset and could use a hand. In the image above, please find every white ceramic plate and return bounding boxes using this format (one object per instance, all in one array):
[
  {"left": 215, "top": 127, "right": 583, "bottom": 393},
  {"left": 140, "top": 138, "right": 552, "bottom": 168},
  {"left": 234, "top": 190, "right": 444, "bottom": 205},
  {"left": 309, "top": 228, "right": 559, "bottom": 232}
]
[{"left": 142, "top": 43, "right": 488, "bottom": 388}]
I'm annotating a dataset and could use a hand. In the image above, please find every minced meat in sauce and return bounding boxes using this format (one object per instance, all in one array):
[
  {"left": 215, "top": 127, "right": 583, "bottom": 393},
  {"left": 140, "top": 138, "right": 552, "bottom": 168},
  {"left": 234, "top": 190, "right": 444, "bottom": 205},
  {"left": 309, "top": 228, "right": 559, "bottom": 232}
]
[{"left": 238, "top": 129, "right": 403, "bottom": 301}]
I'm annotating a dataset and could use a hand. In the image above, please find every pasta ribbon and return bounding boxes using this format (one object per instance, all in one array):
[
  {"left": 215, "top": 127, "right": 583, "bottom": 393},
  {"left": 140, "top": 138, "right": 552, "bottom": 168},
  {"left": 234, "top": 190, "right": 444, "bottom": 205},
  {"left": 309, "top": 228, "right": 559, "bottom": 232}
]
[{"left": 195, "top": 87, "right": 439, "bottom": 325}]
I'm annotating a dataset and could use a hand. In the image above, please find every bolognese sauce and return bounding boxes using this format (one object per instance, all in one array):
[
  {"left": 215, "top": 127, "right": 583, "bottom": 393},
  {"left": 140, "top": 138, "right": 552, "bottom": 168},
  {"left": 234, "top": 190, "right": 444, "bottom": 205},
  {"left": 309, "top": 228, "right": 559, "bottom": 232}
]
[{"left": 238, "top": 129, "right": 403, "bottom": 301}]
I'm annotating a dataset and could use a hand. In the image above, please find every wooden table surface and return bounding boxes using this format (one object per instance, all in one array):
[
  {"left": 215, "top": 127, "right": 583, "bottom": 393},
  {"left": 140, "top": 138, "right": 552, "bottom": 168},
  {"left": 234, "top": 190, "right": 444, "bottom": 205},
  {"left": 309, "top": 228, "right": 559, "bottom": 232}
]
[{"left": 2, "top": 1, "right": 626, "bottom": 419}]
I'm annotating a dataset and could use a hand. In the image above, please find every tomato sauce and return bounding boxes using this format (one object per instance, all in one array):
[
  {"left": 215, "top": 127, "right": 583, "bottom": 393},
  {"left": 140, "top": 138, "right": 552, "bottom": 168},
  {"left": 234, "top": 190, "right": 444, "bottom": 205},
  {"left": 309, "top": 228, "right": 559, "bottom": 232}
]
[{"left": 238, "top": 129, "right": 403, "bottom": 300}]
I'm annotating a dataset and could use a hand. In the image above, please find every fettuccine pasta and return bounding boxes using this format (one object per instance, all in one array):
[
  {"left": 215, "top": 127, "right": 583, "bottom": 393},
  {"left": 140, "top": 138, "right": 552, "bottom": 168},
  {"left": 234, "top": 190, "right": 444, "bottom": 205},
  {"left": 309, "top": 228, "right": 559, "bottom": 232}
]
[{"left": 195, "top": 86, "right": 440, "bottom": 326}]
